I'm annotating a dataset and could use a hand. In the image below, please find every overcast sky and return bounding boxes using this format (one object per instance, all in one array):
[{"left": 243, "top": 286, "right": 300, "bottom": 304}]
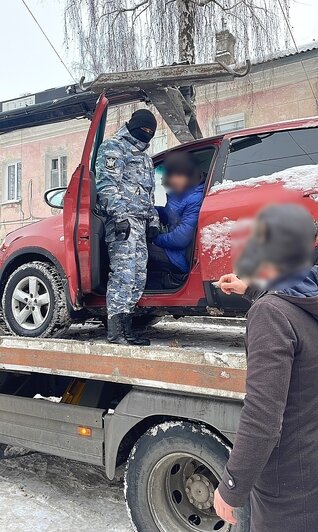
[{"left": 0, "top": 0, "right": 317, "bottom": 102}]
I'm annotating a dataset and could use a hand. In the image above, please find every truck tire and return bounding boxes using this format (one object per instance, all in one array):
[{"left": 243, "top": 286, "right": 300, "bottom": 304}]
[
  {"left": 125, "top": 421, "right": 250, "bottom": 532},
  {"left": 1, "top": 261, "right": 70, "bottom": 338}
]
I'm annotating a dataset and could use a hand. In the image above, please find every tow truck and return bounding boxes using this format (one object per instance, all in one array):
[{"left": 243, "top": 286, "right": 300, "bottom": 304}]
[
  {"left": 0, "top": 318, "right": 249, "bottom": 531},
  {"left": 0, "top": 59, "right": 256, "bottom": 531},
  {"left": 1, "top": 59, "right": 318, "bottom": 531}
]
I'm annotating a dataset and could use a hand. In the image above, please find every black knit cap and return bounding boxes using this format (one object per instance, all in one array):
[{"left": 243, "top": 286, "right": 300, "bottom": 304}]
[
  {"left": 127, "top": 109, "right": 157, "bottom": 141},
  {"left": 236, "top": 203, "right": 317, "bottom": 278}
]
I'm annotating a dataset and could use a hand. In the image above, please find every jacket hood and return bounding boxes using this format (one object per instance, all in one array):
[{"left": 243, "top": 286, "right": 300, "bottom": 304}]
[
  {"left": 116, "top": 124, "right": 149, "bottom": 152},
  {"left": 270, "top": 266, "right": 318, "bottom": 320}
]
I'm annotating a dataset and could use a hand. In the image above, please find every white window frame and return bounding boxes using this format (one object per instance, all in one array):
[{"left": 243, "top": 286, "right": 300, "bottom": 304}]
[
  {"left": 4, "top": 161, "right": 22, "bottom": 203},
  {"left": 215, "top": 113, "right": 245, "bottom": 135},
  {"left": 50, "top": 155, "right": 67, "bottom": 188}
]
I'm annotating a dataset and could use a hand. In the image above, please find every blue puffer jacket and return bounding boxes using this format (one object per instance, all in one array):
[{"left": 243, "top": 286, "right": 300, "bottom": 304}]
[{"left": 154, "top": 183, "right": 204, "bottom": 272}]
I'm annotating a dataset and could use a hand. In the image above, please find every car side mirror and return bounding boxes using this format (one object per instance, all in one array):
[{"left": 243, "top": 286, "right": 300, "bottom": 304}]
[{"left": 44, "top": 187, "right": 67, "bottom": 209}]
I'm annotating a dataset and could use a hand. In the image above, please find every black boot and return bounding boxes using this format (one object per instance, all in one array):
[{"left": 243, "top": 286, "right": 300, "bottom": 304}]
[
  {"left": 122, "top": 314, "right": 150, "bottom": 346},
  {"left": 107, "top": 314, "right": 129, "bottom": 345}
]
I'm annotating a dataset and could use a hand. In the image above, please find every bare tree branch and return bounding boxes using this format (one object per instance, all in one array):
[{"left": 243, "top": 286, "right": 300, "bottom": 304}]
[{"left": 64, "top": 0, "right": 291, "bottom": 77}]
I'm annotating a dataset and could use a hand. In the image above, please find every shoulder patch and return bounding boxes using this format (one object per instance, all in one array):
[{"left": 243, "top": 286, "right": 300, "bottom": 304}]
[{"left": 105, "top": 156, "right": 118, "bottom": 171}]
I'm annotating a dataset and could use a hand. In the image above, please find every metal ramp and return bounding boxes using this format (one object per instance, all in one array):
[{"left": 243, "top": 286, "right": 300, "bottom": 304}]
[
  {"left": 81, "top": 60, "right": 251, "bottom": 143},
  {"left": 0, "top": 60, "right": 250, "bottom": 143}
]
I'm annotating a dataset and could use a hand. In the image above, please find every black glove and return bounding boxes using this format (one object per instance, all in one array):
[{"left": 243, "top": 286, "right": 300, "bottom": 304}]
[
  {"left": 115, "top": 219, "right": 131, "bottom": 241},
  {"left": 147, "top": 226, "right": 160, "bottom": 242}
]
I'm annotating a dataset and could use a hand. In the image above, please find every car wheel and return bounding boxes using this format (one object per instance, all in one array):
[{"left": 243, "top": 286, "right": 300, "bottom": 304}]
[
  {"left": 125, "top": 421, "right": 250, "bottom": 532},
  {"left": 1, "top": 261, "right": 70, "bottom": 338}
]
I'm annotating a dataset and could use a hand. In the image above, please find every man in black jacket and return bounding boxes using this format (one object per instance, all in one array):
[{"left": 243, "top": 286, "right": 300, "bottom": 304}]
[{"left": 214, "top": 204, "right": 318, "bottom": 532}]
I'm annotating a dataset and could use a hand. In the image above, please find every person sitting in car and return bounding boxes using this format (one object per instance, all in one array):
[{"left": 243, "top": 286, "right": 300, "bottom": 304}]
[{"left": 148, "top": 151, "right": 204, "bottom": 276}]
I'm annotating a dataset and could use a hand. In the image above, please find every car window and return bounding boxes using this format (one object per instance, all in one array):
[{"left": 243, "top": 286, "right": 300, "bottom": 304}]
[
  {"left": 154, "top": 164, "right": 167, "bottom": 206},
  {"left": 224, "top": 128, "right": 318, "bottom": 182},
  {"left": 154, "top": 146, "right": 216, "bottom": 205}
]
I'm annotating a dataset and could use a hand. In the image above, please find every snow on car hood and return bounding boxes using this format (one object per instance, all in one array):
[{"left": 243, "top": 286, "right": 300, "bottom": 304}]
[{"left": 209, "top": 164, "right": 318, "bottom": 195}]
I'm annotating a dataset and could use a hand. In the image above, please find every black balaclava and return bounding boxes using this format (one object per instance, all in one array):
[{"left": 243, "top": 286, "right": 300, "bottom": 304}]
[
  {"left": 126, "top": 109, "right": 157, "bottom": 143},
  {"left": 236, "top": 203, "right": 317, "bottom": 278}
]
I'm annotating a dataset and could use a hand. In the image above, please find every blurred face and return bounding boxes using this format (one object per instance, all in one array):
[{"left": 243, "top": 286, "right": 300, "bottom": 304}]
[
  {"left": 166, "top": 173, "right": 191, "bottom": 194},
  {"left": 253, "top": 262, "right": 281, "bottom": 282}
]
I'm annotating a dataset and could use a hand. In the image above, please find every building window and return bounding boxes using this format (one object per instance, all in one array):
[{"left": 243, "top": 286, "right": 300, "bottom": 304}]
[
  {"left": 216, "top": 114, "right": 245, "bottom": 135},
  {"left": 50, "top": 156, "right": 67, "bottom": 188},
  {"left": 5, "top": 162, "right": 22, "bottom": 201}
]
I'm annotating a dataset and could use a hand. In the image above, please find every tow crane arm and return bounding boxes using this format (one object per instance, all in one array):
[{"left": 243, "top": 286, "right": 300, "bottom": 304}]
[
  {"left": 79, "top": 60, "right": 251, "bottom": 143},
  {"left": 0, "top": 60, "right": 250, "bottom": 143}
]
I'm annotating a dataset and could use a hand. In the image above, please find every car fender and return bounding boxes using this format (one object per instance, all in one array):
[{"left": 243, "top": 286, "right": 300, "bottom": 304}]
[
  {"left": 0, "top": 246, "right": 72, "bottom": 307},
  {"left": 104, "top": 387, "right": 243, "bottom": 479}
]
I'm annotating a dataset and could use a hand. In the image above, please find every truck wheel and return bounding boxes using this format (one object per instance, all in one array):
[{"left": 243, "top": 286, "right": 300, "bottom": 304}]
[
  {"left": 125, "top": 421, "right": 247, "bottom": 532},
  {"left": 1, "top": 261, "right": 70, "bottom": 337}
]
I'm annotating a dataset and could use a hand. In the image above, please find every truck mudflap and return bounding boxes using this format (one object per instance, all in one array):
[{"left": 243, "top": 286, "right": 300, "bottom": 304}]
[
  {"left": 104, "top": 387, "right": 243, "bottom": 480},
  {"left": 0, "top": 394, "right": 105, "bottom": 465}
]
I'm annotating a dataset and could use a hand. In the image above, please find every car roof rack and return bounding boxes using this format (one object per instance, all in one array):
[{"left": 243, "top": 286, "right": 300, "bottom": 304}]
[{"left": 0, "top": 60, "right": 250, "bottom": 143}]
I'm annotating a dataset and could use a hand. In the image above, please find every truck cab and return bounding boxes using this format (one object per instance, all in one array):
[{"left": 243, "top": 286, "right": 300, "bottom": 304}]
[{"left": 1, "top": 93, "right": 318, "bottom": 337}]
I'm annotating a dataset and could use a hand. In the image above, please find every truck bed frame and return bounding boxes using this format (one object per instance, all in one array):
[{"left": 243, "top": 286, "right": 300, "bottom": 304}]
[{"left": 0, "top": 332, "right": 246, "bottom": 479}]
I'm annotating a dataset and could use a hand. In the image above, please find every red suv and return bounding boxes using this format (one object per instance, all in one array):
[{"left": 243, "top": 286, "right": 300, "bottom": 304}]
[{"left": 1, "top": 94, "right": 318, "bottom": 337}]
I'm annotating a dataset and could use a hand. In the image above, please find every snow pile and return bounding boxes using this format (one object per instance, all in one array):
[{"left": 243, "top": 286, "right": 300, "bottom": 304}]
[
  {"left": 201, "top": 219, "right": 235, "bottom": 256},
  {"left": 209, "top": 164, "right": 318, "bottom": 195},
  {"left": 33, "top": 394, "right": 62, "bottom": 403}
]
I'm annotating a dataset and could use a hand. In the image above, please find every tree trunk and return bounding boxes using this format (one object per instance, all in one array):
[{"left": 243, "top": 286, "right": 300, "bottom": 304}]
[
  {"left": 177, "top": 0, "right": 195, "bottom": 64},
  {"left": 177, "top": 0, "right": 199, "bottom": 137}
]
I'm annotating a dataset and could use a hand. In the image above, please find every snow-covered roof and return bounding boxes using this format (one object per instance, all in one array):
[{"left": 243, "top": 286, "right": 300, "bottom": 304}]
[{"left": 252, "top": 41, "right": 318, "bottom": 67}]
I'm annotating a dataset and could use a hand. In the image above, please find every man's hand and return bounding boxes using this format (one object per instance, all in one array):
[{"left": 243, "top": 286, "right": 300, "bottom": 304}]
[
  {"left": 214, "top": 488, "right": 237, "bottom": 525},
  {"left": 218, "top": 273, "right": 248, "bottom": 295}
]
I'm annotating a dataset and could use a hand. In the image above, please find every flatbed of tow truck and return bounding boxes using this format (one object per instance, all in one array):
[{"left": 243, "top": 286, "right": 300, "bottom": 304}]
[
  {"left": 0, "top": 317, "right": 249, "bottom": 532},
  {"left": 0, "top": 319, "right": 246, "bottom": 399}
]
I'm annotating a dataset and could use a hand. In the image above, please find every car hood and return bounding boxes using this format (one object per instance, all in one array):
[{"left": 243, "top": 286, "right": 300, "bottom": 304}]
[{"left": 3, "top": 214, "right": 63, "bottom": 246}]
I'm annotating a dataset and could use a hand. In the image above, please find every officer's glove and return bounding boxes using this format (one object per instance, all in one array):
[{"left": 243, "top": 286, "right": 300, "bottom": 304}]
[
  {"left": 115, "top": 219, "right": 131, "bottom": 241},
  {"left": 147, "top": 226, "right": 160, "bottom": 242}
]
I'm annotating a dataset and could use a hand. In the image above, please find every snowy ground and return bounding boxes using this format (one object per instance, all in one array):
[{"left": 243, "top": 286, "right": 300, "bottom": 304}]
[
  {"left": 0, "top": 317, "right": 245, "bottom": 532},
  {"left": 0, "top": 452, "right": 131, "bottom": 532}
]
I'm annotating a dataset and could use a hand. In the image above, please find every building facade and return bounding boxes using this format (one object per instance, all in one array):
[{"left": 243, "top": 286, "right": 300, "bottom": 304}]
[{"left": 0, "top": 45, "right": 317, "bottom": 241}]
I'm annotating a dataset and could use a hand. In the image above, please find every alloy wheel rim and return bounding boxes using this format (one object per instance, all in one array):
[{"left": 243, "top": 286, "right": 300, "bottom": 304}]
[
  {"left": 11, "top": 276, "right": 51, "bottom": 330},
  {"left": 147, "top": 452, "right": 228, "bottom": 532}
]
